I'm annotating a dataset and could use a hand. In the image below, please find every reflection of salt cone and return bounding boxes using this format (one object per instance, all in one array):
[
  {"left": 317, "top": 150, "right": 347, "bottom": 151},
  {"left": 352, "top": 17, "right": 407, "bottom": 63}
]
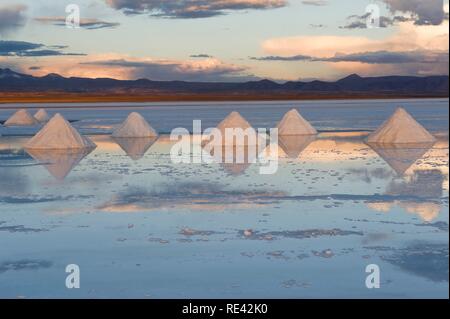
[
  {"left": 222, "top": 162, "right": 252, "bottom": 176},
  {"left": 209, "top": 144, "right": 260, "bottom": 176},
  {"left": 26, "top": 148, "right": 94, "bottom": 180},
  {"left": 367, "top": 142, "right": 434, "bottom": 176},
  {"left": 278, "top": 135, "right": 315, "bottom": 158},
  {"left": 113, "top": 137, "right": 158, "bottom": 160},
  {"left": 387, "top": 169, "right": 443, "bottom": 198}
]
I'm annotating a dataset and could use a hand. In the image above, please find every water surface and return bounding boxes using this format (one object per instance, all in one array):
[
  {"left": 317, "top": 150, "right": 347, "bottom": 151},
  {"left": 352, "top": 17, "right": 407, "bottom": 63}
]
[{"left": 0, "top": 99, "right": 448, "bottom": 298}]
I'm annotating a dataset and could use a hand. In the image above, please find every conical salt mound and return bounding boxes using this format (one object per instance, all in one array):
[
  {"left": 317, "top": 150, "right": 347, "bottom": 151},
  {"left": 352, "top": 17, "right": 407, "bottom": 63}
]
[
  {"left": 217, "top": 111, "right": 252, "bottom": 132},
  {"left": 277, "top": 109, "right": 317, "bottom": 135},
  {"left": 24, "top": 113, "right": 96, "bottom": 149},
  {"left": 367, "top": 107, "right": 436, "bottom": 144},
  {"left": 112, "top": 112, "right": 157, "bottom": 138},
  {"left": 216, "top": 111, "right": 260, "bottom": 146},
  {"left": 4, "top": 109, "right": 39, "bottom": 126},
  {"left": 34, "top": 109, "right": 50, "bottom": 123}
]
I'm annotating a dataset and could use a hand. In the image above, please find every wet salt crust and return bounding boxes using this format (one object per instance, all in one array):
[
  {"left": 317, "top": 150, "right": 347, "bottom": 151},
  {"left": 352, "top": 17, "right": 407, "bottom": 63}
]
[
  {"left": 0, "top": 130, "right": 447, "bottom": 298},
  {"left": 0, "top": 99, "right": 447, "bottom": 298}
]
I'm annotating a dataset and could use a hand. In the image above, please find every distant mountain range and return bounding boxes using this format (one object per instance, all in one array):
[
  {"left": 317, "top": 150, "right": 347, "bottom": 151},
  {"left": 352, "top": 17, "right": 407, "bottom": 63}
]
[{"left": 0, "top": 68, "right": 448, "bottom": 100}]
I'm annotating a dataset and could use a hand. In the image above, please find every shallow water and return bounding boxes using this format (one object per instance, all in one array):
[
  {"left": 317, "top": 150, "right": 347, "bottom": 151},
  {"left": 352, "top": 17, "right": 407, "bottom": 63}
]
[
  {"left": 0, "top": 130, "right": 448, "bottom": 298},
  {"left": 1, "top": 98, "right": 449, "bottom": 135}
]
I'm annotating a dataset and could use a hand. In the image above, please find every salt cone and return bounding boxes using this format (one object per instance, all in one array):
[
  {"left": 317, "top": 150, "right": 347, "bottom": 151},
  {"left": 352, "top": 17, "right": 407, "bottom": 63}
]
[
  {"left": 367, "top": 107, "right": 436, "bottom": 144},
  {"left": 277, "top": 109, "right": 317, "bottom": 135},
  {"left": 34, "top": 109, "right": 50, "bottom": 123},
  {"left": 5, "top": 109, "right": 39, "bottom": 126},
  {"left": 25, "top": 113, "right": 96, "bottom": 149},
  {"left": 112, "top": 112, "right": 157, "bottom": 138},
  {"left": 215, "top": 111, "right": 261, "bottom": 146}
]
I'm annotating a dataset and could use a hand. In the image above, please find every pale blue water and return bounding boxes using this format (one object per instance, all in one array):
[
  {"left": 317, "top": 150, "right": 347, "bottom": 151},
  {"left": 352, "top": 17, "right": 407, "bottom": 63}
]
[
  {"left": 1, "top": 98, "right": 448, "bottom": 135},
  {"left": 0, "top": 99, "right": 448, "bottom": 298}
]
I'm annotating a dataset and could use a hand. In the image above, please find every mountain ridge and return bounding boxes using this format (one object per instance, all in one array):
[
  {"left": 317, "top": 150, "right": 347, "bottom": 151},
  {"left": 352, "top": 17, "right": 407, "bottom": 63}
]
[{"left": 0, "top": 68, "right": 448, "bottom": 99}]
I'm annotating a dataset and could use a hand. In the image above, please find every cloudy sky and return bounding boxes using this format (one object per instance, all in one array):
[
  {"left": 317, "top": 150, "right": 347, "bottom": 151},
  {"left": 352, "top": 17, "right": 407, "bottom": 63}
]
[{"left": 0, "top": 0, "right": 448, "bottom": 82}]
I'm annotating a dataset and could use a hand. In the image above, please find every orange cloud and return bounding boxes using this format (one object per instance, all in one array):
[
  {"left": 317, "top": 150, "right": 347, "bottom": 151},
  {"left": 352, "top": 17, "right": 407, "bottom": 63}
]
[
  {"left": 260, "top": 20, "right": 448, "bottom": 77},
  {"left": 2, "top": 53, "right": 251, "bottom": 81},
  {"left": 262, "top": 21, "right": 449, "bottom": 57}
]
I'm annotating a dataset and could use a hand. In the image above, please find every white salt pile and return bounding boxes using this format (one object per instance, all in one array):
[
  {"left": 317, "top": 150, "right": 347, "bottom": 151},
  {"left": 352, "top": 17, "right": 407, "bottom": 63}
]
[
  {"left": 217, "top": 111, "right": 252, "bottom": 132},
  {"left": 25, "top": 113, "right": 96, "bottom": 149},
  {"left": 34, "top": 109, "right": 50, "bottom": 123},
  {"left": 215, "top": 111, "right": 260, "bottom": 146},
  {"left": 112, "top": 112, "right": 158, "bottom": 138},
  {"left": 277, "top": 109, "right": 317, "bottom": 135},
  {"left": 4, "top": 109, "right": 39, "bottom": 126},
  {"left": 367, "top": 107, "right": 436, "bottom": 144}
]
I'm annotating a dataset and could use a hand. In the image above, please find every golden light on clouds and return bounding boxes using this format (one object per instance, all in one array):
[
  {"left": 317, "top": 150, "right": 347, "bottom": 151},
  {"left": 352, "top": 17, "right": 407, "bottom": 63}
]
[{"left": 262, "top": 21, "right": 449, "bottom": 56}]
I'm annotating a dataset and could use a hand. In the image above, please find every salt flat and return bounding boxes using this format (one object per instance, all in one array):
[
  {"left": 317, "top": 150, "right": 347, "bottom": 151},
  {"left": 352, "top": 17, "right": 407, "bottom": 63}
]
[{"left": 0, "top": 99, "right": 448, "bottom": 298}]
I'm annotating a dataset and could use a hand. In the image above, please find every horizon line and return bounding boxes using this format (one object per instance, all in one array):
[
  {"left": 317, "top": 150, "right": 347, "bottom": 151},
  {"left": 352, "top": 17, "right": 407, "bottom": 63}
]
[{"left": 1, "top": 67, "right": 449, "bottom": 84}]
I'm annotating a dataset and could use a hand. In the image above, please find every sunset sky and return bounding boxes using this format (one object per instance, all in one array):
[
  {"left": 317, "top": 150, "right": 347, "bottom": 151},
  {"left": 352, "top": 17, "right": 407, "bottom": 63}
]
[{"left": 0, "top": 0, "right": 448, "bottom": 82}]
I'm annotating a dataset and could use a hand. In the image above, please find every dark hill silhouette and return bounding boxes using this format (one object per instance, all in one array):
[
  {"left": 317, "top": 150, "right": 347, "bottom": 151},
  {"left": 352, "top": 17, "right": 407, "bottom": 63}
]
[{"left": 0, "top": 68, "right": 448, "bottom": 98}]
